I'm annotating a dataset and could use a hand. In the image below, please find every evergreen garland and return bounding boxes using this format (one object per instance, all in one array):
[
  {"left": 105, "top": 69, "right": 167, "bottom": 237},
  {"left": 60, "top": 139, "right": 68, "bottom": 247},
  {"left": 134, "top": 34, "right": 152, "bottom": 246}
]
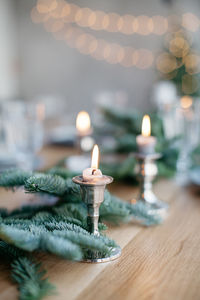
[{"left": 0, "top": 168, "right": 161, "bottom": 300}]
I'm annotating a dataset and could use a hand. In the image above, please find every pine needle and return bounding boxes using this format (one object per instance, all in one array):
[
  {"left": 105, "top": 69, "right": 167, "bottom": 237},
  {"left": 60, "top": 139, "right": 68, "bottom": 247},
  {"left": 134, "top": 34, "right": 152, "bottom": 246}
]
[
  {"left": 0, "top": 169, "right": 32, "bottom": 188},
  {"left": 24, "top": 174, "right": 68, "bottom": 196},
  {"left": 11, "top": 257, "right": 55, "bottom": 300}
]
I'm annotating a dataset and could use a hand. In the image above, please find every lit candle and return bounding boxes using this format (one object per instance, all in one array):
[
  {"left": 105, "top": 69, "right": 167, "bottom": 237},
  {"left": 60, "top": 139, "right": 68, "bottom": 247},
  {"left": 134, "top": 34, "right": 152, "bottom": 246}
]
[
  {"left": 76, "top": 111, "right": 94, "bottom": 152},
  {"left": 136, "top": 115, "right": 156, "bottom": 154},
  {"left": 82, "top": 144, "right": 102, "bottom": 181},
  {"left": 76, "top": 111, "right": 92, "bottom": 137}
]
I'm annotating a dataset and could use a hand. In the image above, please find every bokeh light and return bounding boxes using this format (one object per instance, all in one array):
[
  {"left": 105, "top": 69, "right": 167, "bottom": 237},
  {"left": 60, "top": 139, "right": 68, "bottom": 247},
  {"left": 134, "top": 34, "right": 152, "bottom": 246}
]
[
  {"left": 184, "top": 54, "right": 200, "bottom": 74},
  {"left": 152, "top": 16, "right": 168, "bottom": 35},
  {"left": 169, "top": 37, "right": 189, "bottom": 58},
  {"left": 33, "top": 0, "right": 200, "bottom": 69},
  {"left": 182, "top": 74, "right": 198, "bottom": 94},
  {"left": 90, "top": 10, "right": 106, "bottom": 31},
  {"left": 156, "top": 53, "right": 177, "bottom": 74},
  {"left": 119, "top": 15, "right": 136, "bottom": 35},
  {"left": 182, "top": 13, "right": 199, "bottom": 32},
  {"left": 137, "top": 15, "right": 153, "bottom": 35},
  {"left": 180, "top": 96, "right": 193, "bottom": 109}
]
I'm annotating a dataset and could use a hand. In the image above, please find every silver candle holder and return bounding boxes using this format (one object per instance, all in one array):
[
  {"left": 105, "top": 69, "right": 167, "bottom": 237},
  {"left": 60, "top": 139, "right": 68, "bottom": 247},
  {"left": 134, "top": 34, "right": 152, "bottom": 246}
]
[
  {"left": 133, "top": 152, "right": 168, "bottom": 217},
  {"left": 72, "top": 175, "right": 121, "bottom": 263}
]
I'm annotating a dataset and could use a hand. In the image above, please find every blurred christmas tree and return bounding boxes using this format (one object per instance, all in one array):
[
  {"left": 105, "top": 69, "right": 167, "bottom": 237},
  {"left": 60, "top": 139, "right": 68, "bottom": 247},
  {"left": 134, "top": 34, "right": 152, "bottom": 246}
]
[{"left": 156, "top": 15, "right": 200, "bottom": 96}]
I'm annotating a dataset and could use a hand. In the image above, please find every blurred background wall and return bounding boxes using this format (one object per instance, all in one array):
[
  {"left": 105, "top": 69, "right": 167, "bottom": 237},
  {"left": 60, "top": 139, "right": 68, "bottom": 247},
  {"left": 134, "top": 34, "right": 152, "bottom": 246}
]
[{"left": 1, "top": 0, "right": 200, "bottom": 114}]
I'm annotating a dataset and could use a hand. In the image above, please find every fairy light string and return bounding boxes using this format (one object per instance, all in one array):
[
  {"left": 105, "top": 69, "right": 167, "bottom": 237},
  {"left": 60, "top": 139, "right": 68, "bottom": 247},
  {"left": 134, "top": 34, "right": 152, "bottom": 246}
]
[{"left": 31, "top": 0, "right": 200, "bottom": 72}]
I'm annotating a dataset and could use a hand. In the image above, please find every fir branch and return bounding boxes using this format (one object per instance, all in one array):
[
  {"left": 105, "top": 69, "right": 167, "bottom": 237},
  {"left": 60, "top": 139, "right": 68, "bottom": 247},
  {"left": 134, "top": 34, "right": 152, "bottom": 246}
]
[
  {"left": 8, "top": 205, "right": 52, "bottom": 220},
  {"left": 11, "top": 257, "right": 55, "bottom": 300},
  {"left": 24, "top": 174, "right": 68, "bottom": 196},
  {"left": 101, "top": 190, "right": 162, "bottom": 226},
  {"left": 53, "top": 229, "right": 116, "bottom": 254},
  {"left": 99, "top": 105, "right": 141, "bottom": 134},
  {"left": 0, "top": 240, "right": 26, "bottom": 260},
  {"left": 0, "top": 208, "right": 9, "bottom": 218},
  {"left": 40, "top": 233, "right": 82, "bottom": 260},
  {"left": 52, "top": 203, "right": 86, "bottom": 224},
  {"left": 0, "top": 218, "right": 113, "bottom": 260},
  {"left": 0, "top": 241, "right": 55, "bottom": 300},
  {"left": 0, "top": 225, "right": 40, "bottom": 251},
  {"left": 0, "top": 169, "right": 32, "bottom": 188}
]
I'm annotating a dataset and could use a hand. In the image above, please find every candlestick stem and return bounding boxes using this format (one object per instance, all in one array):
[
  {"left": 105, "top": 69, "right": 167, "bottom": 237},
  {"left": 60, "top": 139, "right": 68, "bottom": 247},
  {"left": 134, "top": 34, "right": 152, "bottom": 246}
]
[
  {"left": 80, "top": 184, "right": 105, "bottom": 235},
  {"left": 134, "top": 153, "right": 168, "bottom": 216}
]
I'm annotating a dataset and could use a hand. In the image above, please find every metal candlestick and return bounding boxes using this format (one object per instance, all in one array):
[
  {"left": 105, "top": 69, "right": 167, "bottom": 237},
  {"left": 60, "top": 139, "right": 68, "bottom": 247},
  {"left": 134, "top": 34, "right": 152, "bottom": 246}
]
[
  {"left": 134, "top": 153, "right": 168, "bottom": 216},
  {"left": 72, "top": 175, "right": 121, "bottom": 263}
]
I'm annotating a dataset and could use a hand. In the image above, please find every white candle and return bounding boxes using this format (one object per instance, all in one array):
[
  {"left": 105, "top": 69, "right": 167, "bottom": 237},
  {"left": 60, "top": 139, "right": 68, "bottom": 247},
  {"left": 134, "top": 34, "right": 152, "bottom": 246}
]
[
  {"left": 136, "top": 115, "right": 156, "bottom": 154},
  {"left": 76, "top": 111, "right": 92, "bottom": 137},
  {"left": 82, "top": 144, "right": 102, "bottom": 181}
]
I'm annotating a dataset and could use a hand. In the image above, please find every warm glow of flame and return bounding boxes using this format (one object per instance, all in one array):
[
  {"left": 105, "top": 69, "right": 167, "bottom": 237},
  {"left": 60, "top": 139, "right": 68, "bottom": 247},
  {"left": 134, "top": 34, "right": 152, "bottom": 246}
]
[
  {"left": 76, "top": 111, "right": 91, "bottom": 133},
  {"left": 91, "top": 144, "right": 99, "bottom": 169},
  {"left": 142, "top": 115, "right": 151, "bottom": 137},
  {"left": 36, "top": 103, "right": 45, "bottom": 121},
  {"left": 180, "top": 96, "right": 193, "bottom": 109}
]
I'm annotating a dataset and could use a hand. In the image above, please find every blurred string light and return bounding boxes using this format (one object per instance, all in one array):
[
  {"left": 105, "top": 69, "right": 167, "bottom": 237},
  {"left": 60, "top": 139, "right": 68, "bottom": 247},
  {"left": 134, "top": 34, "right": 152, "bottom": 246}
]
[
  {"left": 32, "top": 0, "right": 170, "bottom": 36},
  {"left": 156, "top": 25, "right": 200, "bottom": 95},
  {"left": 156, "top": 33, "right": 200, "bottom": 77},
  {"left": 52, "top": 23, "right": 154, "bottom": 68},
  {"left": 33, "top": 0, "right": 200, "bottom": 34},
  {"left": 31, "top": 4, "right": 154, "bottom": 68},
  {"left": 31, "top": 0, "right": 200, "bottom": 70},
  {"left": 32, "top": 2, "right": 200, "bottom": 35}
]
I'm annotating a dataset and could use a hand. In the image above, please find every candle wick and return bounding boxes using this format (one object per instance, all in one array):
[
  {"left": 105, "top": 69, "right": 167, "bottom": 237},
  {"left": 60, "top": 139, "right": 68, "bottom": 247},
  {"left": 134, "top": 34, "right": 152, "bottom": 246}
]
[{"left": 92, "top": 169, "right": 96, "bottom": 175}]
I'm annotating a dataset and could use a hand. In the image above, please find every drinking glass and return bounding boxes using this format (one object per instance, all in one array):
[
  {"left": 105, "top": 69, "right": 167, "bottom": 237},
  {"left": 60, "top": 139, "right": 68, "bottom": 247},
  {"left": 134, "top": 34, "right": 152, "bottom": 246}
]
[
  {"left": 3, "top": 100, "right": 44, "bottom": 171},
  {"left": 176, "top": 97, "right": 200, "bottom": 185}
]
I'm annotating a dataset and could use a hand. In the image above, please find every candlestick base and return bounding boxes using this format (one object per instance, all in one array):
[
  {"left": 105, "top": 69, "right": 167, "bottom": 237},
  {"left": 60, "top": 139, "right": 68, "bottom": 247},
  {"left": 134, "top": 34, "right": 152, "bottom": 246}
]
[
  {"left": 134, "top": 152, "right": 168, "bottom": 217},
  {"left": 83, "top": 247, "right": 121, "bottom": 263},
  {"left": 134, "top": 198, "right": 168, "bottom": 218}
]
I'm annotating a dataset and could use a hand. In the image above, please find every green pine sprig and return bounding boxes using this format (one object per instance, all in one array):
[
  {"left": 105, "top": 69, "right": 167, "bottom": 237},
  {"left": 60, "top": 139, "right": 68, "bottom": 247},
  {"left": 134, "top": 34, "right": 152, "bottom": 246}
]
[
  {"left": 24, "top": 174, "right": 68, "bottom": 196},
  {"left": 0, "top": 169, "right": 32, "bottom": 188},
  {"left": 0, "top": 241, "right": 55, "bottom": 300},
  {"left": 11, "top": 257, "right": 55, "bottom": 300}
]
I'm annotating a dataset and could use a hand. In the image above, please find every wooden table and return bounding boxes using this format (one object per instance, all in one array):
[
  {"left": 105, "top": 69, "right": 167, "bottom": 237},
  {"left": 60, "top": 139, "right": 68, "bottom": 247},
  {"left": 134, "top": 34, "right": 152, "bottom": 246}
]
[{"left": 0, "top": 146, "right": 200, "bottom": 300}]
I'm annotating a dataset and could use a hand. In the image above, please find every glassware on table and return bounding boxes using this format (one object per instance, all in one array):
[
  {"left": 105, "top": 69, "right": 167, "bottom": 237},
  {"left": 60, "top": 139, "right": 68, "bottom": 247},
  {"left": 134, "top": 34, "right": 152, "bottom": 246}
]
[
  {"left": 176, "top": 97, "right": 200, "bottom": 185},
  {"left": 0, "top": 103, "right": 17, "bottom": 171},
  {"left": 152, "top": 81, "right": 178, "bottom": 139},
  {"left": 3, "top": 100, "right": 44, "bottom": 171}
]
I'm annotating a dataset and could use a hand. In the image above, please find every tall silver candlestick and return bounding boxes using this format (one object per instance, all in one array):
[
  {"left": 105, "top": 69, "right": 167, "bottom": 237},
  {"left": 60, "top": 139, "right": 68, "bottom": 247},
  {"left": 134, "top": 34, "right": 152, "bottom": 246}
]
[
  {"left": 72, "top": 175, "right": 121, "bottom": 263},
  {"left": 134, "top": 153, "right": 168, "bottom": 217}
]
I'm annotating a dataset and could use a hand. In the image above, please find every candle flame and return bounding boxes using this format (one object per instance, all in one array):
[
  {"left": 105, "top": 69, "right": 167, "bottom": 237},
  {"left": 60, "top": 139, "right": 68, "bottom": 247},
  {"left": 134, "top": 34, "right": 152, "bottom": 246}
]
[
  {"left": 36, "top": 103, "right": 45, "bottom": 121},
  {"left": 180, "top": 96, "right": 193, "bottom": 109},
  {"left": 91, "top": 144, "right": 99, "bottom": 169},
  {"left": 76, "top": 111, "right": 91, "bottom": 133},
  {"left": 142, "top": 115, "right": 151, "bottom": 137}
]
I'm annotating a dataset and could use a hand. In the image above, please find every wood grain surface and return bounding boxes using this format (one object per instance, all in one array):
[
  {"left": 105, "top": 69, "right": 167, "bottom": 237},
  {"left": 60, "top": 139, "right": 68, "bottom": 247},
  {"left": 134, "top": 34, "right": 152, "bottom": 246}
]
[{"left": 0, "top": 146, "right": 199, "bottom": 300}]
